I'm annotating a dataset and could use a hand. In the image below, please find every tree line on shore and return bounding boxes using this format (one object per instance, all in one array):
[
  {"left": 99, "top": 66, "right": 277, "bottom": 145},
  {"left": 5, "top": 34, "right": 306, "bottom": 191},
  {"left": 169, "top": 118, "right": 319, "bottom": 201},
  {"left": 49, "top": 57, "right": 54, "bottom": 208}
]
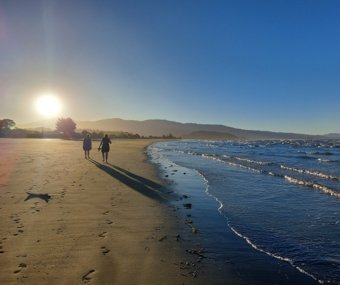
[{"left": 0, "top": 118, "right": 177, "bottom": 139}]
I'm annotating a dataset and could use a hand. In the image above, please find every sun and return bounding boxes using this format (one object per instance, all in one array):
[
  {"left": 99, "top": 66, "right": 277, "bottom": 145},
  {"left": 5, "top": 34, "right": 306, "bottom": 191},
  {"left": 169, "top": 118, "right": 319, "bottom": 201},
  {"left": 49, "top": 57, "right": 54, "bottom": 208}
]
[{"left": 35, "top": 94, "right": 62, "bottom": 118}]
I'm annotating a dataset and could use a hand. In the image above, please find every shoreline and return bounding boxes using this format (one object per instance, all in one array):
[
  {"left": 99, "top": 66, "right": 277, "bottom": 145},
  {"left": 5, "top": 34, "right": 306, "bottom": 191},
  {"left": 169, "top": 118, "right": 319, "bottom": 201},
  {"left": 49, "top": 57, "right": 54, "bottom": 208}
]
[{"left": 0, "top": 138, "right": 320, "bottom": 284}]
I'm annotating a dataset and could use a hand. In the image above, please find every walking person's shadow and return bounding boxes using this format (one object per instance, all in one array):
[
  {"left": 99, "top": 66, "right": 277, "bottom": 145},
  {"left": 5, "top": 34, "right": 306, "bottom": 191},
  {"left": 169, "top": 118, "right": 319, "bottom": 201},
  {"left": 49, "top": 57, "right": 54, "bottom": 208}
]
[{"left": 88, "top": 159, "right": 173, "bottom": 202}]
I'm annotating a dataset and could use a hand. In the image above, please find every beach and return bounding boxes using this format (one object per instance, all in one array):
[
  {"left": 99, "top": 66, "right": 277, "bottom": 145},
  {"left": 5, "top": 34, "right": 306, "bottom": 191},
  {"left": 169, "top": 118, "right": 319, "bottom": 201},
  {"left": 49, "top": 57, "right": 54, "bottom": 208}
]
[
  {"left": 0, "top": 138, "right": 328, "bottom": 285},
  {"left": 0, "top": 138, "right": 216, "bottom": 285}
]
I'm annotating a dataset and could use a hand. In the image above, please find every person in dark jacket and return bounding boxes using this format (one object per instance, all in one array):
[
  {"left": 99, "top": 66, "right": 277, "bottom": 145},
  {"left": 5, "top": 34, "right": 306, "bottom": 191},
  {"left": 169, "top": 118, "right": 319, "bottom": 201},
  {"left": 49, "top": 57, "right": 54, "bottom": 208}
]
[
  {"left": 98, "top": 134, "right": 112, "bottom": 162},
  {"left": 83, "top": 134, "right": 92, "bottom": 159}
]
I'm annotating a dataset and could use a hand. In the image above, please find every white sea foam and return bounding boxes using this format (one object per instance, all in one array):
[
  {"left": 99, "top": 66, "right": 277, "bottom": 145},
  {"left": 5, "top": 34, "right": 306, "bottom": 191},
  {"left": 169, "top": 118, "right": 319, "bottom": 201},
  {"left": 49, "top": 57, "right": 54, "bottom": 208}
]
[
  {"left": 317, "top": 158, "right": 337, "bottom": 163},
  {"left": 200, "top": 152, "right": 340, "bottom": 199},
  {"left": 233, "top": 156, "right": 274, "bottom": 165},
  {"left": 284, "top": 175, "right": 340, "bottom": 198},
  {"left": 228, "top": 225, "right": 323, "bottom": 283},
  {"left": 280, "top": 165, "right": 340, "bottom": 181}
]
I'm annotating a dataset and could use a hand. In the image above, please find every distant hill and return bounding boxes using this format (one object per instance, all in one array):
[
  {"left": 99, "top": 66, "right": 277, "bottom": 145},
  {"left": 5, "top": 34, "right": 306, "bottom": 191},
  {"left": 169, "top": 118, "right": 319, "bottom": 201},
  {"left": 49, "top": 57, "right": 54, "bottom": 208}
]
[
  {"left": 324, "top": 133, "right": 340, "bottom": 139},
  {"left": 18, "top": 119, "right": 56, "bottom": 130},
  {"left": 20, "top": 118, "right": 325, "bottom": 140},
  {"left": 75, "top": 118, "right": 321, "bottom": 140}
]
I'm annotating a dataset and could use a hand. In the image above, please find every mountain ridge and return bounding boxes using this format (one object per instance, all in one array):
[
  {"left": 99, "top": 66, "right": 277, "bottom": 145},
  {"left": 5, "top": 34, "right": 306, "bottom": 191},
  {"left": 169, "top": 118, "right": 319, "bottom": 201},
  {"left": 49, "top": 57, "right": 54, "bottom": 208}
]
[
  {"left": 19, "top": 118, "right": 334, "bottom": 140},
  {"left": 75, "top": 118, "right": 324, "bottom": 140}
]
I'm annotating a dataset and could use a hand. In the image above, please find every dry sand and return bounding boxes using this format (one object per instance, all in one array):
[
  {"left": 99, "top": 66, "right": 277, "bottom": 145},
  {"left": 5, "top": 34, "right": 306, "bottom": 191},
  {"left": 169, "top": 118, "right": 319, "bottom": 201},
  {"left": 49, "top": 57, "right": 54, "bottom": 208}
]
[{"left": 0, "top": 138, "right": 212, "bottom": 285}]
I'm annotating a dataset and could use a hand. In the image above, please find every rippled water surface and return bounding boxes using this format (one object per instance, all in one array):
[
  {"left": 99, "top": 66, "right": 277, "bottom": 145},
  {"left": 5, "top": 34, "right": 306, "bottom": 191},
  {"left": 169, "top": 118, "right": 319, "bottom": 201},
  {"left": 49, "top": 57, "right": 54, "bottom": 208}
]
[{"left": 148, "top": 140, "right": 340, "bottom": 284}]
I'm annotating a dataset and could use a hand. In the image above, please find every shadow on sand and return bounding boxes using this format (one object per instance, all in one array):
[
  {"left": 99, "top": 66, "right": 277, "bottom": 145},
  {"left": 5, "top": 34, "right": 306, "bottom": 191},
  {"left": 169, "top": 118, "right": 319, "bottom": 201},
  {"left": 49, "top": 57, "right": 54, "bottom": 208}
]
[
  {"left": 24, "top": 192, "right": 51, "bottom": 203},
  {"left": 88, "top": 159, "right": 172, "bottom": 202}
]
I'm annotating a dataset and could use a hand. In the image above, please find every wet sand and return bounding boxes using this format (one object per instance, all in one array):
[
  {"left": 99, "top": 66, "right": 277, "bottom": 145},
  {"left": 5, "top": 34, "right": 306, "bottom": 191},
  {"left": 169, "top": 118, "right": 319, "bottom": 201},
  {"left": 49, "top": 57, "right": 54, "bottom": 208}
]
[{"left": 0, "top": 138, "right": 211, "bottom": 285}]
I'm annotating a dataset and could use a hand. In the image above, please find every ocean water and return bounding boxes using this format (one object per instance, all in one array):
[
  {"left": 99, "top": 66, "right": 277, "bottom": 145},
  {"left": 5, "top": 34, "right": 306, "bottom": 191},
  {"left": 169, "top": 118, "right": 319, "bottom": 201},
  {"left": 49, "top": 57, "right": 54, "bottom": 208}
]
[{"left": 148, "top": 140, "right": 340, "bottom": 284}]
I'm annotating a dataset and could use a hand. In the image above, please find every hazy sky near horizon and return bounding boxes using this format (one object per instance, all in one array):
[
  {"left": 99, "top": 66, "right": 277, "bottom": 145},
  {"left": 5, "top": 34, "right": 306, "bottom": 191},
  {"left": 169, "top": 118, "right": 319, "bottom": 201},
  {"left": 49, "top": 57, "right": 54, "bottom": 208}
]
[{"left": 0, "top": 0, "right": 339, "bottom": 134}]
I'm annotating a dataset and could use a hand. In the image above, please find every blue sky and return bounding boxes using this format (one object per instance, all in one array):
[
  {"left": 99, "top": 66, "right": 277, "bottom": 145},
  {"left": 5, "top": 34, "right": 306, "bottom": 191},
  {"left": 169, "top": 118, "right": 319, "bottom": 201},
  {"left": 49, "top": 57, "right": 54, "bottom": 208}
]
[{"left": 0, "top": 0, "right": 339, "bottom": 134}]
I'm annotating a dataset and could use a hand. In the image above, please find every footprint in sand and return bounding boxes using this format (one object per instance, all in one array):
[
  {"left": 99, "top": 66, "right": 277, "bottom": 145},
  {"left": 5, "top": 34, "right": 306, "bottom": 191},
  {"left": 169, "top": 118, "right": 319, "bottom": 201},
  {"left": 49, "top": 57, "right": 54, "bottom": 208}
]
[
  {"left": 13, "top": 263, "right": 27, "bottom": 274},
  {"left": 101, "top": 246, "right": 110, "bottom": 255},
  {"left": 82, "top": 269, "right": 95, "bottom": 284},
  {"left": 98, "top": 232, "right": 107, "bottom": 238},
  {"left": 18, "top": 263, "right": 27, "bottom": 268},
  {"left": 144, "top": 246, "right": 150, "bottom": 252}
]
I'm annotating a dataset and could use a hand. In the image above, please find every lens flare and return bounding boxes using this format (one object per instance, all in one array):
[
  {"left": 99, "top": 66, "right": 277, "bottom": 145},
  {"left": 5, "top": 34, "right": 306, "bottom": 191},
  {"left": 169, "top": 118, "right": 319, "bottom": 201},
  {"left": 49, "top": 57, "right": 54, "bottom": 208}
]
[{"left": 35, "top": 94, "right": 62, "bottom": 118}]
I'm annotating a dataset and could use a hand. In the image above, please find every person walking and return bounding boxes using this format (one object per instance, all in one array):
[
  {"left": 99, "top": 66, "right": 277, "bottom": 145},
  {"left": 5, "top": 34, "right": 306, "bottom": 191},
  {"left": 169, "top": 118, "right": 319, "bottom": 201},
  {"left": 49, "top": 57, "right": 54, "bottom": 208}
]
[
  {"left": 98, "top": 134, "right": 112, "bottom": 162},
  {"left": 83, "top": 133, "right": 92, "bottom": 159}
]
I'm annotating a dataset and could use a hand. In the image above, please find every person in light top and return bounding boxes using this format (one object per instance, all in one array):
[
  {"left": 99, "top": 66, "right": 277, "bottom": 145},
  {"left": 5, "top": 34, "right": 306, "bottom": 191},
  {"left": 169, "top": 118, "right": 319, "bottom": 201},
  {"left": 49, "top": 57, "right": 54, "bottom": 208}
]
[{"left": 83, "top": 134, "right": 92, "bottom": 159}]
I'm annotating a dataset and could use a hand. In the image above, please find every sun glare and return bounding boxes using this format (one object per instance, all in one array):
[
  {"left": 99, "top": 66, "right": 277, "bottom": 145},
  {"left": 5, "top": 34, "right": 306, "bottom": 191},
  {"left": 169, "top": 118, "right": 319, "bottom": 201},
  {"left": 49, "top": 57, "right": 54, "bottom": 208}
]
[{"left": 35, "top": 94, "right": 62, "bottom": 118}]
